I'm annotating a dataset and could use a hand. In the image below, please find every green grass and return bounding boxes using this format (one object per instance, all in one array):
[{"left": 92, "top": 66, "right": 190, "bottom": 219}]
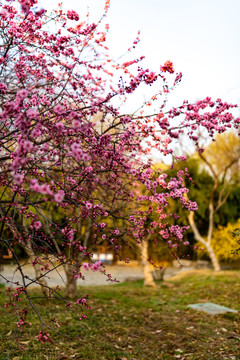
[{"left": 0, "top": 270, "right": 240, "bottom": 359}]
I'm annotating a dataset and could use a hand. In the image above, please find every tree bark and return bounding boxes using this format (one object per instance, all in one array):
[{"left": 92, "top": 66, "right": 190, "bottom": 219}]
[
  {"left": 65, "top": 263, "right": 77, "bottom": 300},
  {"left": 204, "top": 242, "right": 221, "bottom": 272},
  {"left": 64, "top": 218, "right": 92, "bottom": 299},
  {"left": 139, "top": 239, "right": 156, "bottom": 287},
  {"left": 187, "top": 211, "right": 221, "bottom": 271}
]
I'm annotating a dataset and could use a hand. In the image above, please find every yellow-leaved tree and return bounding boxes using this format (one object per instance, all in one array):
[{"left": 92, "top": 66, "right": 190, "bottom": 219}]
[
  {"left": 198, "top": 219, "right": 240, "bottom": 262},
  {"left": 186, "top": 131, "right": 240, "bottom": 271}
]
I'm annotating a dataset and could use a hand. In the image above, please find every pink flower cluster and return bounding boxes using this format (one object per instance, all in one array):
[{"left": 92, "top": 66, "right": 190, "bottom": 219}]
[
  {"left": 67, "top": 10, "right": 80, "bottom": 21},
  {"left": 71, "top": 142, "right": 90, "bottom": 162},
  {"left": 30, "top": 180, "right": 54, "bottom": 196},
  {"left": 82, "top": 261, "right": 102, "bottom": 272},
  {"left": 30, "top": 180, "right": 65, "bottom": 202},
  {"left": 36, "top": 331, "right": 51, "bottom": 343},
  {"left": 0, "top": 82, "right": 7, "bottom": 94}
]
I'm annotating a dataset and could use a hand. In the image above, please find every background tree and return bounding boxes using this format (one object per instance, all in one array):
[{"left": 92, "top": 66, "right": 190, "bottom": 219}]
[{"left": 185, "top": 131, "right": 240, "bottom": 270}]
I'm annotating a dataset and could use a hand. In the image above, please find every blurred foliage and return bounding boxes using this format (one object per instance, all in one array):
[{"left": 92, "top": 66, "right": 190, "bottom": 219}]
[
  {"left": 230, "top": 227, "right": 240, "bottom": 257},
  {"left": 197, "top": 219, "right": 240, "bottom": 262}
]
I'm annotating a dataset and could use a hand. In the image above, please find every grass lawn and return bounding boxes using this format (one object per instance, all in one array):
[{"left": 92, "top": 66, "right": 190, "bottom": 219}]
[{"left": 0, "top": 269, "right": 239, "bottom": 360}]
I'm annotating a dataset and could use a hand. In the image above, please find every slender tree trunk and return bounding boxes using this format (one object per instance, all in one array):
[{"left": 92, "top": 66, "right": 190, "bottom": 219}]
[
  {"left": 139, "top": 240, "right": 156, "bottom": 287},
  {"left": 65, "top": 263, "right": 77, "bottom": 300},
  {"left": 23, "top": 242, "right": 49, "bottom": 297},
  {"left": 64, "top": 218, "right": 92, "bottom": 299},
  {"left": 204, "top": 242, "right": 221, "bottom": 271},
  {"left": 187, "top": 212, "right": 221, "bottom": 271}
]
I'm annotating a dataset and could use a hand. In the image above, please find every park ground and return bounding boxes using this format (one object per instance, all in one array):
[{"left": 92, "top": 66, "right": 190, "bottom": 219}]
[{"left": 0, "top": 269, "right": 239, "bottom": 360}]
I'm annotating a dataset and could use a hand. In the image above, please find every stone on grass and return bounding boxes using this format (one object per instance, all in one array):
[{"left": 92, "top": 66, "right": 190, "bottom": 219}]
[{"left": 188, "top": 302, "right": 238, "bottom": 315}]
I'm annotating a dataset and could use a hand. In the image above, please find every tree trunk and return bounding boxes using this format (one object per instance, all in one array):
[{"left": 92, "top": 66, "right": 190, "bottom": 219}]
[
  {"left": 139, "top": 240, "right": 156, "bottom": 287},
  {"left": 204, "top": 242, "right": 221, "bottom": 271},
  {"left": 23, "top": 243, "right": 49, "bottom": 297},
  {"left": 64, "top": 218, "right": 92, "bottom": 299},
  {"left": 187, "top": 212, "right": 221, "bottom": 271},
  {"left": 65, "top": 264, "right": 77, "bottom": 300}
]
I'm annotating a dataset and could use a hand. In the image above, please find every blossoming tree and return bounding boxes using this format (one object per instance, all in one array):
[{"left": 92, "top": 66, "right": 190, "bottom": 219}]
[{"left": 0, "top": 0, "right": 239, "bottom": 340}]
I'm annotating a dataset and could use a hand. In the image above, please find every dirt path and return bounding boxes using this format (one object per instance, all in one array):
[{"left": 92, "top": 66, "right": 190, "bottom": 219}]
[{"left": 0, "top": 262, "right": 185, "bottom": 289}]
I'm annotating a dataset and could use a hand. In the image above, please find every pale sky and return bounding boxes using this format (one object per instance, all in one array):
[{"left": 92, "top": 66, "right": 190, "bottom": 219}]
[{"left": 41, "top": 0, "right": 240, "bottom": 111}]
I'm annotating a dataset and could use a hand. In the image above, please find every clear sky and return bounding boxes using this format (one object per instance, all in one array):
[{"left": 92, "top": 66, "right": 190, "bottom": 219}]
[{"left": 41, "top": 0, "right": 240, "bottom": 110}]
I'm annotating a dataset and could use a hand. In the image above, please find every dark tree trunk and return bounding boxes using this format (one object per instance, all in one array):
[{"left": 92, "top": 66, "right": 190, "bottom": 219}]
[{"left": 65, "top": 264, "right": 77, "bottom": 300}]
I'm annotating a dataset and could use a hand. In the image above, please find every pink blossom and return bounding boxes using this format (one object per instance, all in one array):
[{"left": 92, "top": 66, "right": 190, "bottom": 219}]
[
  {"left": 17, "top": 89, "right": 28, "bottom": 99},
  {"left": 152, "top": 181, "right": 158, "bottom": 189},
  {"left": 90, "top": 261, "right": 102, "bottom": 272},
  {"left": 82, "top": 263, "right": 89, "bottom": 271},
  {"left": 82, "top": 153, "right": 90, "bottom": 161},
  {"left": 26, "top": 109, "right": 39, "bottom": 120},
  {"left": 34, "top": 221, "right": 42, "bottom": 230},
  {"left": 67, "top": 229, "right": 74, "bottom": 241},
  {"left": 22, "top": 140, "right": 33, "bottom": 153},
  {"left": 13, "top": 173, "right": 24, "bottom": 185},
  {"left": 53, "top": 104, "right": 63, "bottom": 115},
  {"left": 54, "top": 190, "right": 65, "bottom": 203},
  {"left": 56, "top": 122, "right": 65, "bottom": 134},
  {"left": 20, "top": 3, "right": 30, "bottom": 15},
  {"left": 73, "top": 120, "right": 81, "bottom": 129},
  {"left": 35, "top": 8, "right": 45, "bottom": 17},
  {"left": 86, "top": 201, "right": 92, "bottom": 209}
]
